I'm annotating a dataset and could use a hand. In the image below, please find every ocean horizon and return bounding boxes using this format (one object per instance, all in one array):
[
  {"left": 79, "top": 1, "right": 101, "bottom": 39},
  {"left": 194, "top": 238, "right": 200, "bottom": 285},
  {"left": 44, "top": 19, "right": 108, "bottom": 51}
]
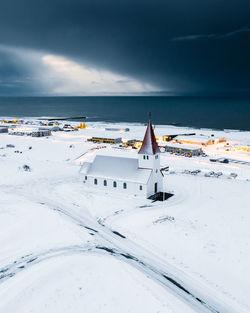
[{"left": 0, "top": 96, "right": 249, "bottom": 131}]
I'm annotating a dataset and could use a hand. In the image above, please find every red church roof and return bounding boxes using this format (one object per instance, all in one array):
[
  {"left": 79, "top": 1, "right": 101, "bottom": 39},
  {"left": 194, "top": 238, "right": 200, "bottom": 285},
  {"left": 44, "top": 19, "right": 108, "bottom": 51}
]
[{"left": 138, "top": 120, "right": 160, "bottom": 155}]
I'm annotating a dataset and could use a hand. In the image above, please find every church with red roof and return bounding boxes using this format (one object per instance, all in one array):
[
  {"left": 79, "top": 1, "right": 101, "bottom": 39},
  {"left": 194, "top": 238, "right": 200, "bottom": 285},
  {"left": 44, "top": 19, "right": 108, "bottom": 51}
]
[{"left": 82, "top": 120, "right": 163, "bottom": 198}]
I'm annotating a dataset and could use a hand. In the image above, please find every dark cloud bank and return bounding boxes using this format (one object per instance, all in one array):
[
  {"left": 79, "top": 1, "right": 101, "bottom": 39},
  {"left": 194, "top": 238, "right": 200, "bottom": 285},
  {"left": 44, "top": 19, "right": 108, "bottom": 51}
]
[{"left": 0, "top": 0, "right": 250, "bottom": 95}]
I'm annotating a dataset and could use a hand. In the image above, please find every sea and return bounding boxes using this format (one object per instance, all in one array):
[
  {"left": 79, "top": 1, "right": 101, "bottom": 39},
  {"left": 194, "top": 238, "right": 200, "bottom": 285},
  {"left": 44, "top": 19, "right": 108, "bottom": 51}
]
[{"left": 0, "top": 96, "right": 249, "bottom": 131}]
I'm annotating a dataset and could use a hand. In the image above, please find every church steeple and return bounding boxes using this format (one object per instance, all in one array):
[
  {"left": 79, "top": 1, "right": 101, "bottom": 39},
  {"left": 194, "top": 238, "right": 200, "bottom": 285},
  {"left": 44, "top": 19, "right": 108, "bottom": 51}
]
[
  {"left": 138, "top": 120, "right": 160, "bottom": 155},
  {"left": 138, "top": 120, "right": 162, "bottom": 194}
]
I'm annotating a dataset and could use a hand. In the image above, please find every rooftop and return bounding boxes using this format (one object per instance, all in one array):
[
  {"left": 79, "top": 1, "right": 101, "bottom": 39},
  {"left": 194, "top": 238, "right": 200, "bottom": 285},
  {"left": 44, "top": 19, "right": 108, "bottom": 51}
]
[
  {"left": 86, "top": 154, "right": 152, "bottom": 184},
  {"left": 90, "top": 135, "right": 122, "bottom": 140},
  {"left": 175, "top": 135, "right": 213, "bottom": 143},
  {"left": 165, "top": 142, "right": 202, "bottom": 150},
  {"left": 138, "top": 120, "right": 160, "bottom": 155}
]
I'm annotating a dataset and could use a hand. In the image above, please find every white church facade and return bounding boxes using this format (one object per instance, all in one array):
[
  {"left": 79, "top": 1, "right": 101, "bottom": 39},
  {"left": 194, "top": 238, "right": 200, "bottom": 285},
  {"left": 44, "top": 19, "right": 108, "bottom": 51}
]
[{"left": 82, "top": 121, "right": 163, "bottom": 198}]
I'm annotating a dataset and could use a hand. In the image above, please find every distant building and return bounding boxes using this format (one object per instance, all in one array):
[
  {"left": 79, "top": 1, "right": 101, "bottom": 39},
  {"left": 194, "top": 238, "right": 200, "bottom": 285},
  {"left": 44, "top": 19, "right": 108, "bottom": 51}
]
[
  {"left": 175, "top": 135, "right": 226, "bottom": 146},
  {"left": 0, "top": 127, "right": 8, "bottom": 133},
  {"left": 123, "top": 139, "right": 137, "bottom": 147},
  {"left": 9, "top": 131, "right": 27, "bottom": 136},
  {"left": 165, "top": 143, "right": 203, "bottom": 156},
  {"left": 32, "top": 130, "right": 51, "bottom": 137},
  {"left": 162, "top": 133, "right": 196, "bottom": 142},
  {"left": 87, "top": 136, "right": 122, "bottom": 144},
  {"left": 39, "top": 126, "right": 61, "bottom": 132},
  {"left": 123, "top": 139, "right": 142, "bottom": 148},
  {"left": 162, "top": 135, "right": 178, "bottom": 142},
  {"left": 82, "top": 120, "right": 163, "bottom": 198},
  {"left": 8, "top": 127, "right": 51, "bottom": 137},
  {"left": 105, "top": 127, "right": 130, "bottom": 132},
  {"left": 225, "top": 144, "right": 250, "bottom": 153}
]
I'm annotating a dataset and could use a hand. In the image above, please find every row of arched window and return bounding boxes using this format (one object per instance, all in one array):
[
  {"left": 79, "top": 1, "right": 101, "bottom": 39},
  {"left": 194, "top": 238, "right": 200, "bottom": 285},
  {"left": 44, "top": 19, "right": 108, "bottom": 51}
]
[
  {"left": 94, "top": 178, "right": 127, "bottom": 189},
  {"left": 85, "top": 176, "right": 143, "bottom": 190}
]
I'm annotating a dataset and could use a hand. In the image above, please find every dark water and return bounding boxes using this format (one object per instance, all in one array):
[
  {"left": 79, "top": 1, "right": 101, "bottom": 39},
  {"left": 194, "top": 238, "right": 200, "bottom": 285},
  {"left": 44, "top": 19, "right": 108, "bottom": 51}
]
[{"left": 0, "top": 96, "right": 249, "bottom": 130}]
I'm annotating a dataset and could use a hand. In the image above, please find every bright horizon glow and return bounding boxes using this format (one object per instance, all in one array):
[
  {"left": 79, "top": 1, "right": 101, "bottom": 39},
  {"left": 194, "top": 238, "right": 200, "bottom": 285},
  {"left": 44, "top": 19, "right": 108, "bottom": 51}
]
[
  {"left": 42, "top": 54, "right": 162, "bottom": 95},
  {"left": 0, "top": 44, "right": 164, "bottom": 96}
]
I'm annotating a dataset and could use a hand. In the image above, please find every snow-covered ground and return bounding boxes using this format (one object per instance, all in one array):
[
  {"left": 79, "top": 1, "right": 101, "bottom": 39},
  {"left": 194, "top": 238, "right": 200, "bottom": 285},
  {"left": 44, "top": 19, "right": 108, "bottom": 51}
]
[{"left": 0, "top": 120, "right": 250, "bottom": 313}]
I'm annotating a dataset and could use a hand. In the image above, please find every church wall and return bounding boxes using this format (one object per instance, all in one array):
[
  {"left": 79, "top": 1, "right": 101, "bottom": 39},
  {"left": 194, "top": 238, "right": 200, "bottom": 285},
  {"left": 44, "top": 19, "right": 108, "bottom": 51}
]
[
  {"left": 146, "top": 167, "right": 163, "bottom": 197},
  {"left": 138, "top": 153, "right": 160, "bottom": 170},
  {"left": 84, "top": 175, "right": 147, "bottom": 198},
  {"left": 138, "top": 152, "right": 163, "bottom": 197}
]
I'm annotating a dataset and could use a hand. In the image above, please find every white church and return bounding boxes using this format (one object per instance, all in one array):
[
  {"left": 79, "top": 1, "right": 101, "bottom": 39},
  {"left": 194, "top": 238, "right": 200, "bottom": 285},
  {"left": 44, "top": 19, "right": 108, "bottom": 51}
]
[{"left": 82, "top": 121, "right": 163, "bottom": 198}]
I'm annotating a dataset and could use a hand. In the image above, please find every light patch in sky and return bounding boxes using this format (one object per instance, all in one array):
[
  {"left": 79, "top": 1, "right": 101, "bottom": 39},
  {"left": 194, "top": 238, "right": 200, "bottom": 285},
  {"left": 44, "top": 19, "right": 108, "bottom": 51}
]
[{"left": 42, "top": 54, "right": 161, "bottom": 95}]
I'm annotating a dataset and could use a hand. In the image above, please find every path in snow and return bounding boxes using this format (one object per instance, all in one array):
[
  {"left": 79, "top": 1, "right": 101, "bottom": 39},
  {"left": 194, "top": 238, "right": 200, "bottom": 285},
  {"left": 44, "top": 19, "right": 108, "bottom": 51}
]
[{"left": 2, "top": 176, "right": 245, "bottom": 313}]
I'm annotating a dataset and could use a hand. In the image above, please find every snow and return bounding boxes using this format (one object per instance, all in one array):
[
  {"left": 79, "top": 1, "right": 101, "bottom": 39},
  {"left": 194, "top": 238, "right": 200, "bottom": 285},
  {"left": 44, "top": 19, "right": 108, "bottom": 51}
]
[
  {"left": 86, "top": 154, "right": 152, "bottom": 183},
  {"left": 0, "top": 254, "right": 197, "bottom": 313},
  {"left": 175, "top": 135, "right": 220, "bottom": 143},
  {"left": 164, "top": 142, "right": 202, "bottom": 150},
  {"left": 109, "top": 174, "right": 250, "bottom": 308},
  {"left": 0, "top": 119, "right": 250, "bottom": 313}
]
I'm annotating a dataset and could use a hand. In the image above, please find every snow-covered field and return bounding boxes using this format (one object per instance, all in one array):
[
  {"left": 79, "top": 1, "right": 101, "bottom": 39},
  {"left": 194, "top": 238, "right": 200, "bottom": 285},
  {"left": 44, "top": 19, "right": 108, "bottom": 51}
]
[{"left": 0, "top": 121, "right": 250, "bottom": 313}]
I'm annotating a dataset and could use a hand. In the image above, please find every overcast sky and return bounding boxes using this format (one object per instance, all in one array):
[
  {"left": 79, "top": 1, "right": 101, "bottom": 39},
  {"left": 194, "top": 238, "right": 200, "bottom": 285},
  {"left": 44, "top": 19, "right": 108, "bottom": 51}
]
[{"left": 0, "top": 0, "right": 250, "bottom": 96}]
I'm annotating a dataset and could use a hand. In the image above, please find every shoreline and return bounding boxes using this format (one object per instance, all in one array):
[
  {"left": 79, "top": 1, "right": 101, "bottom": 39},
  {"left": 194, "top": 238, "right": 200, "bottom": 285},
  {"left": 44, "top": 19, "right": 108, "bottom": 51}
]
[{"left": 1, "top": 116, "right": 250, "bottom": 132}]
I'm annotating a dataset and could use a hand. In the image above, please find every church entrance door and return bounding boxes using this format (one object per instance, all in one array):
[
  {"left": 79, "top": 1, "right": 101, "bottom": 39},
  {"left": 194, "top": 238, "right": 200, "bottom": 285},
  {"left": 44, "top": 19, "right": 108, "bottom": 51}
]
[{"left": 154, "top": 183, "right": 157, "bottom": 193}]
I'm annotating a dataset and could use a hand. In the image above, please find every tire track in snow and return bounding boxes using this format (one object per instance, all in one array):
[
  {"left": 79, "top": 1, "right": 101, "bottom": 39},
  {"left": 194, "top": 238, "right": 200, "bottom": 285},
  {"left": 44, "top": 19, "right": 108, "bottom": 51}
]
[
  {"left": 3, "top": 178, "right": 245, "bottom": 313},
  {"left": 0, "top": 245, "right": 94, "bottom": 285},
  {"left": 0, "top": 243, "right": 216, "bottom": 313}
]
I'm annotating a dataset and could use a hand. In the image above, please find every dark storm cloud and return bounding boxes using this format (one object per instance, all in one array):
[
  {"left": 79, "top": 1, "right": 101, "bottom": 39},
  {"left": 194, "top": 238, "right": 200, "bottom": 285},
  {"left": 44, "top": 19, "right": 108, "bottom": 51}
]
[
  {"left": 0, "top": 0, "right": 250, "bottom": 95},
  {"left": 0, "top": 48, "right": 39, "bottom": 95},
  {"left": 172, "top": 27, "right": 250, "bottom": 42}
]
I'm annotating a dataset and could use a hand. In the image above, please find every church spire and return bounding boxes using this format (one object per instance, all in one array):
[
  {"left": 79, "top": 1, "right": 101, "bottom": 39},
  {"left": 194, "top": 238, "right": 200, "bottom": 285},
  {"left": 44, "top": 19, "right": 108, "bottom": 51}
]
[{"left": 138, "top": 120, "right": 160, "bottom": 155}]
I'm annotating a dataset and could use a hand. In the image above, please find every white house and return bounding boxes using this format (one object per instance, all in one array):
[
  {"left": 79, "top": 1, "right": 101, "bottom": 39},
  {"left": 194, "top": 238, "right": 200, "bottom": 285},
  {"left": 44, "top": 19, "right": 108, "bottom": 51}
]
[{"left": 82, "top": 120, "right": 163, "bottom": 198}]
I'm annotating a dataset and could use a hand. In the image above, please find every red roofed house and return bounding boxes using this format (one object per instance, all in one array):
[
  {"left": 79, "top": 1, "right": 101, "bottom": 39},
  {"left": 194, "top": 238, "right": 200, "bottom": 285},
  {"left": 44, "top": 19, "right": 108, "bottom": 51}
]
[{"left": 82, "top": 120, "right": 163, "bottom": 198}]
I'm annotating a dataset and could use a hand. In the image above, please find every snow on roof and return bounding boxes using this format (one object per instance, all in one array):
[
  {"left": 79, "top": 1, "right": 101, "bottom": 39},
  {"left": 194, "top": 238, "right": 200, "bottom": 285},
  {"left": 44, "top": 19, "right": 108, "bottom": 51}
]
[
  {"left": 80, "top": 162, "right": 92, "bottom": 175},
  {"left": 176, "top": 135, "right": 212, "bottom": 143},
  {"left": 96, "top": 148, "right": 138, "bottom": 158},
  {"left": 165, "top": 142, "right": 202, "bottom": 150},
  {"left": 86, "top": 155, "right": 152, "bottom": 184},
  {"left": 138, "top": 120, "right": 160, "bottom": 155},
  {"left": 91, "top": 135, "right": 122, "bottom": 140}
]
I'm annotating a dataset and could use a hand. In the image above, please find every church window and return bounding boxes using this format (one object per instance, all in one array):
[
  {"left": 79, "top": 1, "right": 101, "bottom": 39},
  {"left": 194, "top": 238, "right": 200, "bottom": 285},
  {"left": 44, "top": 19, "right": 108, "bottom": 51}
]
[
  {"left": 143, "top": 155, "right": 146, "bottom": 159},
  {"left": 123, "top": 182, "right": 127, "bottom": 189},
  {"left": 113, "top": 181, "right": 117, "bottom": 188},
  {"left": 139, "top": 185, "right": 143, "bottom": 190},
  {"left": 85, "top": 176, "right": 87, "bottom": 180},
  {"left": 146, "top": 156, "right": 149, "bottom": 160},
  {"left": 104, "top": 180, "right": 107, "bottom": 186},
  {"left": 155, "top": 155, "right": 158, "bottom": 159},
  {"left": 156, "top": 169, "right": 158, "bottom": 173},
  {"left": 94, "top": 178, "right": 98, "bottom": 185}
]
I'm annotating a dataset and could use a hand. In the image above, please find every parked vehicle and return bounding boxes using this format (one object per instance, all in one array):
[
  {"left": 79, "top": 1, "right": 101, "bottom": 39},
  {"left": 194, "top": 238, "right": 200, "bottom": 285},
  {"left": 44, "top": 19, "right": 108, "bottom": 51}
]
[
  {"left": 229, "top": 173, "right": 237, "bottom": 179},
  {"left": 210, "top": 158, "right": 217, "bottom": 162},
  {"left": 191, "top": 170, "right": 201, "bottom": 175}
]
